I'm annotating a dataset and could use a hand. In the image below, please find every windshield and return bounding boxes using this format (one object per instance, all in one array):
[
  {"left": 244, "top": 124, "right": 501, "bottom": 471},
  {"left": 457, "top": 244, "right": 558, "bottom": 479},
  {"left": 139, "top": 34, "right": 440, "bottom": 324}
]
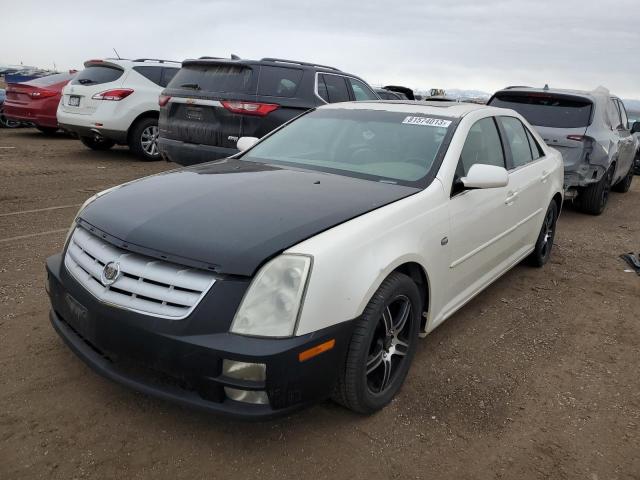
[
  {"left": 241, "top": 108, "right": 453, "bottom": 186},
  {"left": 490, "top": 93, "right": 593, "bottom": 128}
]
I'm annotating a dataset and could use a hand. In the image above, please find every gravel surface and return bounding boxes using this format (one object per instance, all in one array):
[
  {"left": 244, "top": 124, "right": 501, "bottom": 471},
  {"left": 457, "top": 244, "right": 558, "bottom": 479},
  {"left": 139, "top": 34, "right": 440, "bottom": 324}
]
[{"left": 1, "top": 128, "right": 639, "bottom": 479}]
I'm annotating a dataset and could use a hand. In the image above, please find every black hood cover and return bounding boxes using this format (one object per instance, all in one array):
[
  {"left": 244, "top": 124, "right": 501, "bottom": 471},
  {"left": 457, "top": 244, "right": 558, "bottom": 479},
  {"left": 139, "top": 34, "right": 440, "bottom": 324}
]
[{"left": 79, "top": 159, "right": 418, "bottom": 276}]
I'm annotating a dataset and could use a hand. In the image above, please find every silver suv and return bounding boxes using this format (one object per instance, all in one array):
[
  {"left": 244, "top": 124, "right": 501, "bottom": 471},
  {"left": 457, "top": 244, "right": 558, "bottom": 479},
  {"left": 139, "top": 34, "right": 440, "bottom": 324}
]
[{"left": 489, "top": 86, "right": 637, "bottom": 214}]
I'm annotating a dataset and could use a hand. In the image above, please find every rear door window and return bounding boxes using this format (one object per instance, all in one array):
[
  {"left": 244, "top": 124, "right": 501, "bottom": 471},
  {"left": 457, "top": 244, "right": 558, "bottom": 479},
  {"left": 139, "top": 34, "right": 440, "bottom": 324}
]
[
  {"left": 72, "top": 65, "right": 124, "bottom": 86},
  {"left": 319, "top": 74, "right": 350, "bottom": 103},
  {"left": 168, "top": 65, "right": 254, "bottom": 93},
  {"left": 257, "top": 66, "right": 303, "bottom": 98},
  {"left": 616, "top": 99, "right": 629, "bottom": 130},
  {"left": 525, "top": 127, "right": 544, "bottom": 159},
  {"left": 347, "top": 78, "right": 378, "bottom": 101},
  {"left": 490, "top": 93, "right": 593, "bottom": 128},
  {"left": 133, "top": 66, "right": 163, "bottom": 85},
  {"left": 316, "top": 75, "right": 329, "bottom": 102},
  {"left": 499, "top": 116, "right": 534, "bottom": 168}
]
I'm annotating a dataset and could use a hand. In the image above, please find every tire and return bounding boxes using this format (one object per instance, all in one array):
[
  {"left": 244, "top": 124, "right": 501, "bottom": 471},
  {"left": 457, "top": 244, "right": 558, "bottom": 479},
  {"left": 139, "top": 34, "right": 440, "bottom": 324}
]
[
  {"left": 579, "top": 166, "right": 613, "bottom": 215},
  {"left": 333, "top": 272, "right": 421, "bottom": 414},
  {"left": 36, "top": 126, "right": 58, "bottom": 135},
  {"left": 527, "top": 200, "right": 558, "bottom": 267},
  {"left": 129, "top": 117, "right": 160, "bottom": 161},
  {"left": 612, "top": 165, "right": 633, "bottom": 193},
  {"left": 80, "top": 136, "right": 115, "bottom": 151}
]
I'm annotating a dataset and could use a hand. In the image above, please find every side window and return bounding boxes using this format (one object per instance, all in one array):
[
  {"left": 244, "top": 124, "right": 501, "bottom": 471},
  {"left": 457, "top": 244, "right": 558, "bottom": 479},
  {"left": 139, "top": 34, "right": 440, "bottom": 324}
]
[
  {"left": 160, "top": 68, "right": 178, "bottom": 87},
  {"left": 257, "top": 66, "right": 303, "bottom": 98},
  {"left": 525, "top": 127, "right": 543, "bottom": 160},
  {"left": 457, "top": 117, "right": 505, "bottom": 178},
  {"left": 616, "top": 99, "right": 629, "bottom": 130},
  {"left": 319, "top": 74, "right": 350, "bottom": 103},
  {"left": 347, "top": 78, "right": 378, "bottom": 101},
  {"left": 605, "top": 98, "right": 622, "bottom": 129},
  {"left": 499, "top": 116, "right": 533, "bottom": 168},
  {"left": 133, "top": 66, "right": 162, "bottom": 86},
  {"left": 316, "top": 75, "right": 329, "bottom": 102}
]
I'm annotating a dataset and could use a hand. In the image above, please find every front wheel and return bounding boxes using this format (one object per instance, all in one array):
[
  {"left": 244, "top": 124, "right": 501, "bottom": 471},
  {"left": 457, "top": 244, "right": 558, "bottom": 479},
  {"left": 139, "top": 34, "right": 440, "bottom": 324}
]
[
  {"left": 333, "top": 272, "right": 421, "bottom": 414},
  {"left": 129, "top": 117, "right": 160, "bottom": 161},
  {"left": 527, "top": 201, "right": 558, "bottom": 267},
  {"left": 80, "top": 136, "right": 115, "bottom": 151}
]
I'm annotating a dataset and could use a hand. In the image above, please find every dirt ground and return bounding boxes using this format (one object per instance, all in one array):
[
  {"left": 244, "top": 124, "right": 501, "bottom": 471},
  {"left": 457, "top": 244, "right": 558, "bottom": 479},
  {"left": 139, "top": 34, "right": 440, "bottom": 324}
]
[{"left": 0, "top": 127, "right": 639, "bottom": 480}]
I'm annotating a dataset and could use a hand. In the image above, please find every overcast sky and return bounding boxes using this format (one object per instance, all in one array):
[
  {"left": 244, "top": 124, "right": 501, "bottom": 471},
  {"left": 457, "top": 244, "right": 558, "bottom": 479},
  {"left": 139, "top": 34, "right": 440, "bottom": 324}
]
[{"left": 1, "top": 0, "right": 639, "bottom": 98}]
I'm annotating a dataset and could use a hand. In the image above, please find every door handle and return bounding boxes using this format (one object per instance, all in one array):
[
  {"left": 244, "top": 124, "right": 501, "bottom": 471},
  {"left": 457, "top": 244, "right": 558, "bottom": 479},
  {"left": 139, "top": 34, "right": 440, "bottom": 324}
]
[
  {"left": 505, "top": 191, "right": 519, "bottom": 205},
  {"left": 540, "top": 170, "right": 551, "bottom": 183}
]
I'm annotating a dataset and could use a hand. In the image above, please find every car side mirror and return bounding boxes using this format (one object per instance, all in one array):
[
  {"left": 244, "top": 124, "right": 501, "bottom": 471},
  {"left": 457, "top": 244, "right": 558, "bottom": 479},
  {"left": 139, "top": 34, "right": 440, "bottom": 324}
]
[
  {"left": 237, "top": 136, "right": 259, "bottom": 152},
  {"left": 461, "top": 164, "right": 509, "bottom": 189},
  {"left": 631, "top": 122, "right": 640, "bottom": 134}
]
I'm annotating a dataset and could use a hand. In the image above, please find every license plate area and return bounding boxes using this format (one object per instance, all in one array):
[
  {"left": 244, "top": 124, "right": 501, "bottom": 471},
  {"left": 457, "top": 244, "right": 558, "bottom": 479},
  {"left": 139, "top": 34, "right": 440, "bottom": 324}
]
[
  {"left": 185, "top": 107, "right": 203, "bottom": 121},
  {"left": 68, "top": 95, "right": 81, "bottom": 107},
  {"left": 64, "top": 293, "right": 92, "bottom": 339}
]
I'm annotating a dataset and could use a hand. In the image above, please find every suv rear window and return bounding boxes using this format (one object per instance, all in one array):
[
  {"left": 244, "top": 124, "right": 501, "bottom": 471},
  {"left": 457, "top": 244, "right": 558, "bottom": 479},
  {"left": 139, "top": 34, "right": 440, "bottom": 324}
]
[
  {"left": 490, "top": 93, "right": 593, "bottom": 128},
  {"left": 257, "top": 66, "right": 303, "bottom": 97},
  {"left": 168, "top": 65, "right": 253, "bottom": 93},
  {"left": 72, "top": 65, "right": 124, "bottom": 86}
]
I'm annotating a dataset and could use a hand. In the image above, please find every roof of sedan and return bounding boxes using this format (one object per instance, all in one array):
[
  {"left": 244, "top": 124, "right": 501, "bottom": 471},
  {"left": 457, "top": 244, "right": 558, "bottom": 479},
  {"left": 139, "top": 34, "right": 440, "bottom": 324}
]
[{"left": 321, "top": 100, "right": 489, "bottom": 117}]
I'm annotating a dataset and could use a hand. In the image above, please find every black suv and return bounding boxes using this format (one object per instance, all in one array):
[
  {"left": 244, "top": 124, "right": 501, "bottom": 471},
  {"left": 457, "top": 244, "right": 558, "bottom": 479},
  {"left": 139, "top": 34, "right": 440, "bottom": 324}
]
[{"left": 158, "top": 57, "right": 380, "bottom": 166}]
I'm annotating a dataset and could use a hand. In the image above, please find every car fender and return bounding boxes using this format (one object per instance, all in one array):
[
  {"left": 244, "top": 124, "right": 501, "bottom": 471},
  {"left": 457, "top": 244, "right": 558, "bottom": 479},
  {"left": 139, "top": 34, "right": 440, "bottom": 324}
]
[{"left": 287, "top": 180, "right": 450, "bottom": 336}]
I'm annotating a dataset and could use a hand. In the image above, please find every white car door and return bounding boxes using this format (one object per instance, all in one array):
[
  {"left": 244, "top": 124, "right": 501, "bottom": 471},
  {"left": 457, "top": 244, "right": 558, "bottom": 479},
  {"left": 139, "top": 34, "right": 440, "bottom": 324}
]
[
  {"left": 497, "top": 116, "right": 551, "bottom": 251},
  {"left": 443, "top": 116, "right": 515, "bottom": 320}
]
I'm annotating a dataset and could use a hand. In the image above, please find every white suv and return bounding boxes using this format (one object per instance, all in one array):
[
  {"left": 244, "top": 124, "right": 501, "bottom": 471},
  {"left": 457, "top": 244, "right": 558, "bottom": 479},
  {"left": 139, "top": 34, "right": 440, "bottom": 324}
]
[{"left": 57, "top": 58, "right": 180, "bottom": 160}]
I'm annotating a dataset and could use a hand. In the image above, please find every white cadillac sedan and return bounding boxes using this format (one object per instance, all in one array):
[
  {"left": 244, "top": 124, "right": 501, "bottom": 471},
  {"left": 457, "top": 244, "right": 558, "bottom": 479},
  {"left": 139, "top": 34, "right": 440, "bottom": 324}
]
[{"left": 46, "top": 101, "right": 563, "bottom": 418}]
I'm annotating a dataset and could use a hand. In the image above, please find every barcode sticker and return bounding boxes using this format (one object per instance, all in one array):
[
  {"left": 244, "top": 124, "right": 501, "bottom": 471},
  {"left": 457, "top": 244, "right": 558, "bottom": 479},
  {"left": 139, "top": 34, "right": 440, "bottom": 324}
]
[{"left": 402, "top": 116, "right": 452, "bottom": 128}]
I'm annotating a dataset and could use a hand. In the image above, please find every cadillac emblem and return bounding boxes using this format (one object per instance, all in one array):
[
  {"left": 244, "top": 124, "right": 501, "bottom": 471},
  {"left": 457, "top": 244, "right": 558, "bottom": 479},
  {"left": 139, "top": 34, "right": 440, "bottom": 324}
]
[{"left": 101, "top": 261, "right": 121, "bottom": 286}]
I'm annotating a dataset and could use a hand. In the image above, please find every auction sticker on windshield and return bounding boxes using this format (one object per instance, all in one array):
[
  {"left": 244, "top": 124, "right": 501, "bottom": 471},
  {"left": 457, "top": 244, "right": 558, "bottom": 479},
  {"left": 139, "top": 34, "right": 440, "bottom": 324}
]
[{"left": 402, "top": 116, "right": 451, "bottom": 128}]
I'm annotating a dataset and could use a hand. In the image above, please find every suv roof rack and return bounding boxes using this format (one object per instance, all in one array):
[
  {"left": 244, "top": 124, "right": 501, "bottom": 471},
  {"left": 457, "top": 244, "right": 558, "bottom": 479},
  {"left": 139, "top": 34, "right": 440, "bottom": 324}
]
[
  {"left": 131, "top": 58, "right": 181, "bottom": 64},
  {"left": 260, "top": 58, "right": 340, "bottom": 71}
]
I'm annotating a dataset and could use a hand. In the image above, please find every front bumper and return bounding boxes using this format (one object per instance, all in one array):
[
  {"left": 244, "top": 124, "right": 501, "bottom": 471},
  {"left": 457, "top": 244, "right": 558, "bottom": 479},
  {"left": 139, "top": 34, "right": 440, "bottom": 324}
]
[
  {"left": 158, "top": 136, "right": 238, "bottom": 166},
  {"left": 46, "top": 254, "right": 354, "bottom": 419}
]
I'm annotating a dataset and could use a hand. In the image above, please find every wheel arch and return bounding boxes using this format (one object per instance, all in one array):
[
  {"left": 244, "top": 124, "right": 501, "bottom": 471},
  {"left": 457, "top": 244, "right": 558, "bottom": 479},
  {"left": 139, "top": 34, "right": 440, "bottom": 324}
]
[
  {"left": 356, "top": 258, "right": 432, "bottom": 335},
  {"left": 127, "top": 110, "right": 159, "bottom": 142}
]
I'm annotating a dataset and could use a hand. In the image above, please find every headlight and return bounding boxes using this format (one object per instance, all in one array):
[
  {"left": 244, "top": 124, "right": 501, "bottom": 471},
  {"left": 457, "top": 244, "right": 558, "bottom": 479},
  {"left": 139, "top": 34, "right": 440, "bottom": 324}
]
[
  {"left": 230, "top": 254, "right": 312, "bottom": 337},
  {"left": 64, "top": 185, "right": 120, "bottom": 246}
]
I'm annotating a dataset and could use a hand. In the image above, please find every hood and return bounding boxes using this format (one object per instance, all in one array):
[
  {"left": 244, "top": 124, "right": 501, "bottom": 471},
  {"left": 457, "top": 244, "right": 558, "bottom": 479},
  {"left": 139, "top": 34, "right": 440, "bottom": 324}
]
[{"left": 79, "top": 159, "right": 418, "bottom": 276}]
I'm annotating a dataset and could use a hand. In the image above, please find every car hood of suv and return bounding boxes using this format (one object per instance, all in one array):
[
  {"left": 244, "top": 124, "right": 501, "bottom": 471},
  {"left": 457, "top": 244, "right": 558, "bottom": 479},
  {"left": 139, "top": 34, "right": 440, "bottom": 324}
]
[{"left": 78, "top": 158, "right": 419, "bottom": 276}]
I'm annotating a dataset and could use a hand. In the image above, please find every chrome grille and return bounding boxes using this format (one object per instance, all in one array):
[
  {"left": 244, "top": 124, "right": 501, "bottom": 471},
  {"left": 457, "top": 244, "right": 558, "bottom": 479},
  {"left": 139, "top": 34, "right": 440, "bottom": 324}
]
[{"left": 64, "top": 227, "right": 216, "bottom": 319}]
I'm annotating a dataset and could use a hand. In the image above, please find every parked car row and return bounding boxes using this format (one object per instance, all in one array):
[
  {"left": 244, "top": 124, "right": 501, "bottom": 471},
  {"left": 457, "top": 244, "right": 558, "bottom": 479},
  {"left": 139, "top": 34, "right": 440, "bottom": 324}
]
[{"left": 1, "top": 52, "right": 635, "bottom": 418}]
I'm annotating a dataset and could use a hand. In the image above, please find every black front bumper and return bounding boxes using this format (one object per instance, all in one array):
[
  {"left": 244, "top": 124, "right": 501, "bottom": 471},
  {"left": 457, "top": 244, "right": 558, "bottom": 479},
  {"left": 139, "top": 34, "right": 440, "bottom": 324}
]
[
  {"left": 46, "top": 254, "right": 354, "bottom": 419},
  {"left": 158, "top": 136, "right": 238, "bottom": 166}
]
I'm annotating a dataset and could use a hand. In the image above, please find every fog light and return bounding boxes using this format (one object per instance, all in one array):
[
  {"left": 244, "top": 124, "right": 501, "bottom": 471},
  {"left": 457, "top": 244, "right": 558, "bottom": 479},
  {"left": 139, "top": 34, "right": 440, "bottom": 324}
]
[
  {"left": 222, "top": 360, "right": 266, "bottom": 382},
  {"left": 224, "top": 387, "right": 269, "bottom": 405}
]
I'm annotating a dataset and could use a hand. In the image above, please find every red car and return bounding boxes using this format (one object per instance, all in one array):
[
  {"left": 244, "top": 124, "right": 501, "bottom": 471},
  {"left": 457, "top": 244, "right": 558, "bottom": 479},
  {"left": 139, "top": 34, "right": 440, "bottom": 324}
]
[{"left": 3, "top": 72, "right": 76, "bottom": 134}]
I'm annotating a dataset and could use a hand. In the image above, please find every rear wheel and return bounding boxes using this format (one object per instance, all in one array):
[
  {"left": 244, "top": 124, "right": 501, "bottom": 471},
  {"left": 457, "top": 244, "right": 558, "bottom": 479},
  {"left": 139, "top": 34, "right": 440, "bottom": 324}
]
[
  {"left": 580, "top": 166, "right": 613, "bottom": 215},
  {"left": 36, "top": 126, "right": 58, "bottom": 135},
  {"left": 80, "top": 136, "right": 115, "bottom": 151},
  {"left": 612, "top": 165, "right": 633, "bottom": 193},
  {"left": 333, "top": 272, "right": 421, "bottom": 414},
  {"left": 129, "top": 117, "right": 160, "bottom": 161},
  {"left": 527, "top": 201, "right": 558, "bottom": 267}
]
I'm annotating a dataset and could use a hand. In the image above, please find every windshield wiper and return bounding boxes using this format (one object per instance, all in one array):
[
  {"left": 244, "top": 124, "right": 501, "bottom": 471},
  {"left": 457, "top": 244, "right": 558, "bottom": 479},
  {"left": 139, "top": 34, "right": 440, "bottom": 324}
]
[
  {"left": 77, "top": 79, "right": 94, "bottom": 85},
  {"left": 180, "top": 83, "right": 200, "bottom": 90}
]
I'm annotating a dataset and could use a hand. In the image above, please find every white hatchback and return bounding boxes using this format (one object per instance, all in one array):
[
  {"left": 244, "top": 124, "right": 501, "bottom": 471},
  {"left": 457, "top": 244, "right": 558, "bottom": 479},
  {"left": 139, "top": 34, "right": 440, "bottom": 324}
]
[{"left": 57, "top": 58, "right": 180, "bottom": 160}]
